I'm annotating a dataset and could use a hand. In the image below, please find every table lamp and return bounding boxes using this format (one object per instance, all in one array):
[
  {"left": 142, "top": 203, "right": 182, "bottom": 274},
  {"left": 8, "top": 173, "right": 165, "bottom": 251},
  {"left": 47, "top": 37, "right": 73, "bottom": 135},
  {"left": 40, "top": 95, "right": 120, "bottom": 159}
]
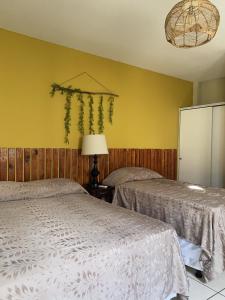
[{"left": 81, "top": 134, "right": 108, "bottom": 187}]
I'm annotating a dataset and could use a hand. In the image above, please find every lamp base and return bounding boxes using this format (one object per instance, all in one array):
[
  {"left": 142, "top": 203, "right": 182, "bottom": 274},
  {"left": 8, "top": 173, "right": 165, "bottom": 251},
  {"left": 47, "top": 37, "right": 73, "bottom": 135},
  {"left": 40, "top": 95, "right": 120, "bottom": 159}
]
[{"left": 90, "top": 155, "right": 100, "bottom": 188}]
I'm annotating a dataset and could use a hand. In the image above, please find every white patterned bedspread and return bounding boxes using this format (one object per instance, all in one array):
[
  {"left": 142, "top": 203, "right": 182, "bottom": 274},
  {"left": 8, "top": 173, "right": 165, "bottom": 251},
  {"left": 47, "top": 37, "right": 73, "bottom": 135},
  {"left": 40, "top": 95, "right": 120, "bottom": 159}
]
[{"left": 0, "top": 180, "right": 188, "bottom": 300}]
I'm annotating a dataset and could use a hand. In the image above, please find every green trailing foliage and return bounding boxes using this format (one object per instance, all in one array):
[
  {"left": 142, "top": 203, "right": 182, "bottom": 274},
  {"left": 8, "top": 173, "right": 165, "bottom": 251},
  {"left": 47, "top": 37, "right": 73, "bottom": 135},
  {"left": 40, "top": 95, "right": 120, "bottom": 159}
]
[
  {"left": 50, "top": 83, "right": 82, "bottom": 97},
  {"left": 88, "top": 95, "right": 95, "bottom": 134},
  {"left": 64, "top": 92, "right": 73, "bottom": 144},
  {"left": 108, "top": 96, "right": 115, "bottom": 124},
  {"left": 50, "top": 82, "right": 117, "bottom": 143},
  {"left": 77, "top": 94, "right": 85, "bottom": 135},
  {"left": 98, "top": 96, "right": 104, "bottom": 134}
]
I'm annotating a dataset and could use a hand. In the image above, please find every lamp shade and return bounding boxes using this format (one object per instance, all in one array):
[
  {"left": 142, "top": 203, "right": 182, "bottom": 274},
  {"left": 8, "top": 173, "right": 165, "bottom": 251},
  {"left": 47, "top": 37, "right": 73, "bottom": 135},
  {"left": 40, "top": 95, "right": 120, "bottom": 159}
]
[
  {"left": 165, "top": 0, "right": 220, "bottom": 48},
  {"left": 81, "top": 134, "right": 108, "bottom": 155}
]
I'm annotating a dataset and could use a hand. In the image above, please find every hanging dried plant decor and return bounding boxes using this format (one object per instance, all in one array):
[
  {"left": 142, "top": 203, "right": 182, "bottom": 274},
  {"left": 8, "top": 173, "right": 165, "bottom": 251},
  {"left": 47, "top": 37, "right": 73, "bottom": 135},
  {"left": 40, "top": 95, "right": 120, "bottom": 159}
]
[
  {"left": 108, "top": 96, "right": 115, "bottom": 124},
  {"left": 77, "top": 94, "right": 85, "bottom": 135},
  {"left": 50, "top": 72, "right": 119, "bottom": 143},
  {"left": 88, "top": 95, "right": 95, "bottom": 134},
  {"left": 98, "top": 96, "right": 104, "bottom": 134},
  {"left": 64, "top": 92, "right": 73, "bottom": 144}
]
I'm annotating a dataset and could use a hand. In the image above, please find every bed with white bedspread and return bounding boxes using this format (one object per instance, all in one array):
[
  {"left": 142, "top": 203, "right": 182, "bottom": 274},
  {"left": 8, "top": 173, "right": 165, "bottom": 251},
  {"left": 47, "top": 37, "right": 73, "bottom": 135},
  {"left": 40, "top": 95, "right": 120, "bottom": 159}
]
[
  {"left": 106, "top": 168, "right": 225, "bottom": 282},
  {"left": 0, "top": 179, "right": 188, "bottom": 300}
]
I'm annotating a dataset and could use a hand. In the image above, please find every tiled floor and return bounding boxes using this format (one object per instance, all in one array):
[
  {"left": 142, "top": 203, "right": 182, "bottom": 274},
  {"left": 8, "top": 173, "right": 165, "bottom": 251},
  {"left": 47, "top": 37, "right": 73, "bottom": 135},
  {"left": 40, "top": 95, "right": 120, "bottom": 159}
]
[{"left": 185, "top": 267, "right": 225, "bottom": 300}]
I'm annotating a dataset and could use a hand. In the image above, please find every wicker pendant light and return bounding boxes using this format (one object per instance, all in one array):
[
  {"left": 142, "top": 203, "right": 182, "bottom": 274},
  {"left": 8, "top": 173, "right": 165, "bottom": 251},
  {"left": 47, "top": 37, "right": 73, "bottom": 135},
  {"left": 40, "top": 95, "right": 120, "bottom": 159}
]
[{"left": 165, "top": 0, "right": 220, "bottom": 48}]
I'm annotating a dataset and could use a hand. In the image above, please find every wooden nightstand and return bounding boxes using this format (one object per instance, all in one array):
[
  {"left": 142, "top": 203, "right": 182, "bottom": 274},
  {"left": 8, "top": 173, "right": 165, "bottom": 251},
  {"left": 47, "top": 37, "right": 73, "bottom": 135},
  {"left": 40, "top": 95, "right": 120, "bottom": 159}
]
[{"left": 85, "top": 185, "right": 114, "bottom": 203}]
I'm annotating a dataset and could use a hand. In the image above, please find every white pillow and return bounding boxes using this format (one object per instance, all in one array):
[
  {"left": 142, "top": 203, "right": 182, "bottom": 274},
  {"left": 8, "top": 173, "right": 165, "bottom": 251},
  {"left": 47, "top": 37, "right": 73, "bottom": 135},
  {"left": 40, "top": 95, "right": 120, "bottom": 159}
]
[
  {"left": 103, "top": 167, "right": 163, "bottom": 186},
  {"left": 0, "top": 178, "right": 87, "bottom": 201}
]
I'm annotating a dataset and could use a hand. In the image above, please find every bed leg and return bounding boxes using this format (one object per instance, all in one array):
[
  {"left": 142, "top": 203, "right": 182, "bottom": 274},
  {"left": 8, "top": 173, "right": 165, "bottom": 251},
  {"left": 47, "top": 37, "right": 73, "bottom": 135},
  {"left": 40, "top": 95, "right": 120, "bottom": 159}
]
[{"left": 195, "top": 270, "right": 203, "bottom": 279}]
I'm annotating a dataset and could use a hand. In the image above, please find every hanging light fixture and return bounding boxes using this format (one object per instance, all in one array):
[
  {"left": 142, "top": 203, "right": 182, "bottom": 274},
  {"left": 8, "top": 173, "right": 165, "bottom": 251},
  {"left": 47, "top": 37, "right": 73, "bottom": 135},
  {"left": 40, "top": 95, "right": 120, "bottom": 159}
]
[{"left": 165, "top": 0, "right": 220, "bottom": 48}]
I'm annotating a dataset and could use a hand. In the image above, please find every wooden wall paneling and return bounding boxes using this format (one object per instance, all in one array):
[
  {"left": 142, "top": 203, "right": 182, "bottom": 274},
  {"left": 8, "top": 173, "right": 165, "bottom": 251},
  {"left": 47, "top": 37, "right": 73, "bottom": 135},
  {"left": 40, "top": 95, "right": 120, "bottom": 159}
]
[
  {"left": 71, "top": 149, "right": 78, "bottom": 181},
  {"left": 169, "top": 151, "right": 174, "bottom": 178},
  {"left": 38, "top": 148, "right": 45, "bottom": 180},
  {"left": 121, "top": 149, "right": 125, "bottom": 167},
  {"left": 162, "top": 149, "right": 177, "bottom": 180},
  {"left": 116, "top": 149, "right": 121, "bottom": 168},
  {"left": 155, "top": 150, "right": 160, "bottom": 172},
  {"left": 123, "top": 149, "right": 128, "bottom": 167},
  {"left": 111, "top": 149, "right": 115, "bottom": 170},
  {"left": 166, "top": 150, "right": 172, "bottom": 179},
  {"left": 150, "top": 149, "right": 155, "bottom": 170},
  {"left": 143, "top": 149, "right": 148, "bottom": 169},
  {"left": 16, "top": 148, "right": 24, "bottom": 182},
  {"left": 167, "top": 150, "right": 172, "bottom": 179},
  {"left": 65, "top": 149, "right": 72, "bottom": 179},
  {"left": 139, "top": 149, "right": 144, "bottom": 167},
  {"left": 170, "top": 150, "right": 174, "bottom": 179},
  {"left": 118, "top": 149, "right": 124, "bottom": 169},
  {"left": 169, "top": 149, "right": 177, "bottom": 180},
  {"left": 143, "top": 149, "right": 147, "bottom": 167},
  {"left": 146, "top": 149, "right": 151, "bottom": 170},
  {"left": 8, "top": 148, "right": 16, "bottom": 181},
  {"left": 109, "top": 149, "right": 115, "bottom": 173},
  {"left": 88, "top": 155, "right": 93, "bottom": 184},
  {"left": 24, "top": 149, "right": 31, "bottom": 181},
  {"left": 104, "top": 154, "right": 110, "bottom": 179},
  {"left": 154, "top": 150, "right": 159, "bottom": 172},
  {"left": 134, "top": 149, "right": 140, "bottom": 167},
  {"left": 126, "top": 149, "right": 130, "bottom": 167},
  {"left": 160, "top": 150, "right": 164, "bottom": 174},
  {"left": 113, "top": 149, "right": 119, "bottom": 170},
  {"left": 31, "top": 149, "right": 38, "bottom": 181},
  {"left": 59, "top": 149, "right": 66, "bottom": 178},
  {"left": 77, "top": 151, "right": 84, "bottom": 185},
  {"left": 166, "top": 150, "right": 171, "bottom": 178},
  {"left": 130, "top": 149, "right": 135, "bottom": 166},
  {"left": 173, "top": 149, "right": 177, "bottom": 180},
  {"left": 156, "top": 150, "right": 162, "bottom": 174},
  {"left": 126, "top": 149, "right": 132, "bottom": 167},
  {"left": 113, "top": 149, "right": 118, "bottom": 170},
  {"left": 162, "top": 150, "right": 167, "bottom": 178},
  {"left": 97, "top": 155, "right": 103, "bottom": 183},
  {"left": 53, "top": 149, "right": 59, "bottom": 178},
  {"left": 98, "top": 155, "right": 108, "bottom": 183},
  {"left": 125, "top": 149, "right": 129, "bottom": 167},
  {"left": 0, "top": 148, "right": 177, "bottom": 183},
  {"left": 154, "top": 150, "right": 160, "bottom": 173},
  {"left": 83, "top": 155, "right": 90, "bottom": 184},
  {"left": 155, "top": 149, "right": 162, "bottom": 173},
  {"left": 131, "top": 149, "right": 136, "bottom": 167},
  {"left": 162, "top": 150, "right": 166, "bottom": 178},
  {"left": 0, "top": 148, "right": 8, "bottom": 181},
  {"left": 45, "top": 149, "right": 52, "bottom": 179}
]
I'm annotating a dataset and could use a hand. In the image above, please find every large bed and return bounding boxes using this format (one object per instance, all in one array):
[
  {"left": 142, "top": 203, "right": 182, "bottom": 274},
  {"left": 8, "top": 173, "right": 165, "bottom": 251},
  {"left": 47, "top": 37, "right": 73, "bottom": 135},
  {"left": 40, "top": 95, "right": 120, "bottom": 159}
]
[
  {"left": 103, "top": 167, "right": 225, "bottom": 282},
  {"left": 0, "top": 179, "right": 188, "bottom": 300}
]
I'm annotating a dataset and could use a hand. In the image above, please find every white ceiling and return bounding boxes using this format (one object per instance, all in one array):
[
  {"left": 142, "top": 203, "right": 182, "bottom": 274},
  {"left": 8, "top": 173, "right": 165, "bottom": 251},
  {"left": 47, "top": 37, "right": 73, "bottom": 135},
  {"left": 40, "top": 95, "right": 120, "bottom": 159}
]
[{"left": 0, "top": 0, "right": 224, "bottom": 82}]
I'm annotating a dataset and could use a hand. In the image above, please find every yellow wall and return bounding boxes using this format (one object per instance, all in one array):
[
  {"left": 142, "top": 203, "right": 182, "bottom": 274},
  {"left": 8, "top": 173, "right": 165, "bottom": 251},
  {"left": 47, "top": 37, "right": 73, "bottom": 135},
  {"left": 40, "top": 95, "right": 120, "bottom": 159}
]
[{"left": 0, "top": 28, "right": 193, "bottom": 149}]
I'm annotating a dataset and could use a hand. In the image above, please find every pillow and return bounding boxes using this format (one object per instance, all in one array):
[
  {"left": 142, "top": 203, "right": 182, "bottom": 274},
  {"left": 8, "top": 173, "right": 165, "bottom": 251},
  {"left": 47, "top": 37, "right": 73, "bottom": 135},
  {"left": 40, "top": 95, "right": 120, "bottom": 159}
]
[
  {"left": 0, "top": 178, "right": 87, "bottom": 201},
  {"left": 102, "top": 167, "right": 163, "bottom": 186}
]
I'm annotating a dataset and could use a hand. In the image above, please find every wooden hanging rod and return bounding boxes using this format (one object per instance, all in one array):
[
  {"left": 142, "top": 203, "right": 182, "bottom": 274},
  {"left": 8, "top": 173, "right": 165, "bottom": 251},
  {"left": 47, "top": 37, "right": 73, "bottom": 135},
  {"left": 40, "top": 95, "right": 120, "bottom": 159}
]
[{"left": 51, "top": 83, "right": 119, "bottom": 98}]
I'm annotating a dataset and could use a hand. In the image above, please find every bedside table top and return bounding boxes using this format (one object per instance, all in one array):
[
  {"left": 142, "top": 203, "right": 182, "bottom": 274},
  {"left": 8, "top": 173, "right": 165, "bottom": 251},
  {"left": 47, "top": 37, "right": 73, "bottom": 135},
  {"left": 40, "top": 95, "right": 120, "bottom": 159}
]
[
  {"left": 85, "top": 184, "right": 113, "bottom": 191},
  {"left": 84, "top": 184, "right": 114, "bottom": 203}
]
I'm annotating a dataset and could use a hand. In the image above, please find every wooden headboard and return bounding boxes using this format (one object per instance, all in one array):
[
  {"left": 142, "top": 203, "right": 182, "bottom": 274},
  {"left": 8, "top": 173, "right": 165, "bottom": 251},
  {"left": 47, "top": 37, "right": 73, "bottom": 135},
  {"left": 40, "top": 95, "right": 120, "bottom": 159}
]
[{"left": 0, "top": 148, "right": 177, "bottom": 185}]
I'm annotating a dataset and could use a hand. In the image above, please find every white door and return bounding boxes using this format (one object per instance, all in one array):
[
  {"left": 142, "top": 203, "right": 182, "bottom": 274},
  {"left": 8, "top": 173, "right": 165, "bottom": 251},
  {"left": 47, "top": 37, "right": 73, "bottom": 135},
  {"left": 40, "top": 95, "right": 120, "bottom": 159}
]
[
  {"left": 178, "top": 107, "right": 212, "bottom": 186},
  {"left": 211, "top": 106, "right": 225, "bottom": 188}
]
